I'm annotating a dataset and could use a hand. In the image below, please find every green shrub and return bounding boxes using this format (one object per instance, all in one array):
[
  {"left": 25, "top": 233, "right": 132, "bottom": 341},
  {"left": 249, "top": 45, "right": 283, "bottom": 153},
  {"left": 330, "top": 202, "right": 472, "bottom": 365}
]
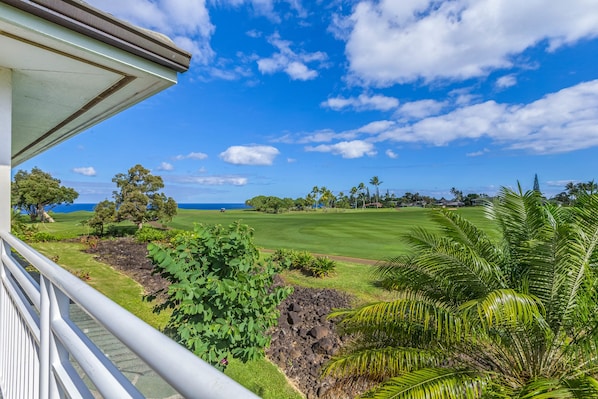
[
  {"left": 291, "top": 250, "right": 314, "bottom": 270},
  {"left": 148, "top": 222, "right": 292, "bottom": 370},
  {"left": 271, "top": 248, "right": 335, "bottom": 277},
  {"left": 30, "top": 231, "right": 60, "bottom": 242},
  {"left": 135, "top": 226, "right": 167, "bottom": 243},
  {"left": 307, "top": 256, "right": 337, "bottom": 277},
  {"left": 271, "top": 248, "right": 296, "bottom": 269}
]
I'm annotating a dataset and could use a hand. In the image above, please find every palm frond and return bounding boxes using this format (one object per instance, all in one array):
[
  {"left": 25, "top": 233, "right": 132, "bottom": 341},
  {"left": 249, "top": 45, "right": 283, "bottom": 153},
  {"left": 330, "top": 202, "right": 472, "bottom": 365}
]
[
  {"left": 516, "top": 375, "right": 598, "bottom": 399},
  {"left": 429, "top": 209, "right": 504, "bottom": 268},
  {"left": 323, "top": 347, "right": 444, "bottom": 381},
  {"left": 460, "top": 289, "right": 544, "bottom": 329},
  {"left": 362, "top": 368, "right": 486, "bottom": 399},
  {"left": 332, "top": 291, "right": 465, "bottom": 344}
]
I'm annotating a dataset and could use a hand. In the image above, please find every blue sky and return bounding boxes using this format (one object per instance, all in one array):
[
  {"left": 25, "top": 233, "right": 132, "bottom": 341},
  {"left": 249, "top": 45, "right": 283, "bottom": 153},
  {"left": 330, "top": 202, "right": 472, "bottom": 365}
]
[{"left": 16, "top": 0, "right": 598, "bottom": 203}]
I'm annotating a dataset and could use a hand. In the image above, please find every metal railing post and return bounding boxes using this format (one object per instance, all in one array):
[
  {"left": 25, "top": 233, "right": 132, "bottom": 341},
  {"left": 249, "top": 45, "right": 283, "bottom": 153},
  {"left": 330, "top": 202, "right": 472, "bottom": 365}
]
[{"left": 39, "top": 276, "right": 52, "bottom": 399}]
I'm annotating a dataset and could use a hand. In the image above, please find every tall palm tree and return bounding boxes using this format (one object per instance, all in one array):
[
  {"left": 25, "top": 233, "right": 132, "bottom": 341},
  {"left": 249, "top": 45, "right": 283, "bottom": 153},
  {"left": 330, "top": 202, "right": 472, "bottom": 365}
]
[
  {"left": 350, "top": 187, "right": 358, "bottom": 209},
  {"left": 325, "top": 187, "right": 598, "bottom": 398},
  {"left": 370, "top": 176, "right": 383, "bottom": 204},
  {"left": 358, "top": 182, "right": 366, "bottom": 209}
]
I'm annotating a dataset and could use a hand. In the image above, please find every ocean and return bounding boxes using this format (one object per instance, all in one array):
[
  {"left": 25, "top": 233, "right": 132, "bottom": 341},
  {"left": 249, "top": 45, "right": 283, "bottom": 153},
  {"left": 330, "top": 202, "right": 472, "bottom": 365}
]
[{"left": 50, "top": 203, "right": 251, "bottom": 213}]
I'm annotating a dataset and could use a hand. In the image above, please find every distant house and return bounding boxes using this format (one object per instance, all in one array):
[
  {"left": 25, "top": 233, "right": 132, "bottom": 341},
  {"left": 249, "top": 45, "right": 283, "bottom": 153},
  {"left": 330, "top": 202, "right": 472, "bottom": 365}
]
[{"left": 436, "top": 199, "right": 465, "bottom": 208}]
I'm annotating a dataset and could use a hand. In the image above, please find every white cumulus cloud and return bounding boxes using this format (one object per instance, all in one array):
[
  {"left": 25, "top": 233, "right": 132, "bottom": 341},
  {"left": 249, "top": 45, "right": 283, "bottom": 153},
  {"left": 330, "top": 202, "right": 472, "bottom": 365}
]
[
  {"left": 321, "top": 93, "right": 399, "bottom": 111},
  {"left": 220, "top": 145, "right": 280, "bottom": 165},
  {"left": 177, "top": 175, "right": 248, "bottom": 185},
  {"left": 157, "top": 162, "right": 174, "bottom": 171},
  {"left": 306, "top": 140, "right": 377, "bottom": 158},
  {"left": 496, "top": 74, "right": 518, "bottom": 89},
  {"left": 257, "top": 32, "right": 327, "bottom": 80},
  {"left": 73, "top": 167, "right": 96, "bottom": 176},
  {"left": 342, "top": 0, "right": 598, "bottom": 86},
  {"left": 174, "top": 151, "right": 208, "bottom": 160},
  {"left": 376, "top": 79, "right": 598, "bottom": 154},
  {"left": 385, "top": 149, "right": 398, "bottom": 159}
]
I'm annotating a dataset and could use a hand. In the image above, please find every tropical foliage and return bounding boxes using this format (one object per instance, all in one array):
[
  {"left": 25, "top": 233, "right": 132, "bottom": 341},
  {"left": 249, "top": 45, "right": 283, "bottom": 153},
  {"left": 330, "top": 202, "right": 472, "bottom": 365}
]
[
  {"left": 325, "top": 187, "right": 598, "bottom": 398},
  {"left": 148, "top": 222, "right": 292, "bottom": 370}
]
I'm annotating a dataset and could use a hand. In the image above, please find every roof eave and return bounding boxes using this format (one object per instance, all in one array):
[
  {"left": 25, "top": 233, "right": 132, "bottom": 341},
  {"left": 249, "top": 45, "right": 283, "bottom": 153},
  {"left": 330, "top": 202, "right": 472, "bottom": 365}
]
[{"left": 1, "top": 0, "right": 192, "bottom": 72}]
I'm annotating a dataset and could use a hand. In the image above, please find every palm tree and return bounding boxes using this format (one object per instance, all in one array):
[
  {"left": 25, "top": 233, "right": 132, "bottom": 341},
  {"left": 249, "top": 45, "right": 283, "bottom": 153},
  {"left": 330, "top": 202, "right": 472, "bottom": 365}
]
[
  {"left": 357, "top": 182, "right": 366, "bottom": 209},
  {"left": 350, "top": 187, "right": 358, "bottom": 209},
  {"left": 370, "top": 176, "right": 383, "bottom": 205},
  {"left": 325, "top": 187, "right": 598, "bottom": 398}
]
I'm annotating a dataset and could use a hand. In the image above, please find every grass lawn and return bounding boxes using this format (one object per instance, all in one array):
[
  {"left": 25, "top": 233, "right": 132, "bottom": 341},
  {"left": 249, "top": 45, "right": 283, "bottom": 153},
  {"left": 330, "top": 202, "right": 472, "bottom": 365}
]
[
  {"left": 169, "top": 206, "right": 496, "bottom": 260},
  {"left": 281, "top": 260, "right": 395, "bottom": 304}
]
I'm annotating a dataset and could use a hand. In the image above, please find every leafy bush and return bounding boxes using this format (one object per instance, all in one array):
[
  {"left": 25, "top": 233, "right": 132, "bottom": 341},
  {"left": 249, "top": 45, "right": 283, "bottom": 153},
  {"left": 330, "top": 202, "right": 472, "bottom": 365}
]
[
  {"left": 135, "top": 226, "right": 167, "bottom": 243},
  {"left": 307, "top": 256, "right": 337, "bottom": 277},
  {"left": 11, "top": 210, "right": 38, "bottom": 240},
  {"left": 148, "top": 222, "right": 292, "bottom": 370},
  {"left": 292, "top": 250, "right": 315, "bottom": 270},
  {"left": 29, "top": 231, "right": 60, "bottom": 242},
  {"left": 271, "top": 248, "right": 336, "bottom": 277}
]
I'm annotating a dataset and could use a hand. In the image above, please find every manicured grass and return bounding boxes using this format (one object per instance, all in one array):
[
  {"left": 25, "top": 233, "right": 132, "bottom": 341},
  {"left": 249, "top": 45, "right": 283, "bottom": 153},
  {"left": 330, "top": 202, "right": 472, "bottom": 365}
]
[
  {"left": 225, "top": 358, "right": 303, "bottom": 399},
  {"left": 35, "top": 206, "right": 497, "bottom": 261},
  {"left": 281, "top": 261, "right": 395, "bottom": 304},
  {"left": 169, "top": 206, "right": 496, "bottom": 260},
  {"left": 31, "top": 241, "right": 170, "bottom": 330}
]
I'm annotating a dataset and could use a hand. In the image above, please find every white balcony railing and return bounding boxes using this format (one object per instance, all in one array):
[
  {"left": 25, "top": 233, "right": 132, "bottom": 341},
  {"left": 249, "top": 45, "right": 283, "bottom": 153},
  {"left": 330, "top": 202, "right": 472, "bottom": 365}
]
[{"left": 0, "top": 230, "right": 260, "bottom": 399}]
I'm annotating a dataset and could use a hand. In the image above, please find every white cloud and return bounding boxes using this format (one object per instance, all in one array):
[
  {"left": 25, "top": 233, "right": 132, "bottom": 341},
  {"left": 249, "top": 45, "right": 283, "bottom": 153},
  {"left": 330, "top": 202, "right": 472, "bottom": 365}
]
[
  {"left": 377, "top": 79, "right": 598, "bottom": 154},
  {"left": 357, "top": 120, "right": 396, "bottom": 134},
  {"left": 306, "top": 140, "right": 377, "bottom": 158},
  {"left": 214, "top": 0, "right": 306, "bottom": 21},
  {"left": 73, "top": 167, "right": 96, "bottom": 176},
  {"left": 496, "top": 74, "right": 518, "bottom": 89},
  {"left": 321, "top": 94, "right": 399, "bottom": 111},
  {"left": 343, "top": 0, "right": 598, "bottom": 86},
  {"left": 220, "top": 145, "right": 280, "bottom": 165},
  {"left": 396, "top": 99, "right": 447, "bottom": 120},
  {"left": 157, "top": 162, "right": 174, "bottom": 171},
  {"left": 257, "top": 32, "right": 327, "bottom": 80},
  {"left": 86, "top": 0, "right": 215, "bottom": 64},
  {"left": 177, "top": 175, "right": 248, "bottom": 185},
  {"left": 385, "top": 149, "right": 398, "bottom": 159},
  {"left": 466, "top": 148, "right": 490, "bottom": 157},
  {"left": 174, "top": 151, "right": 208, "bottom": 160}
]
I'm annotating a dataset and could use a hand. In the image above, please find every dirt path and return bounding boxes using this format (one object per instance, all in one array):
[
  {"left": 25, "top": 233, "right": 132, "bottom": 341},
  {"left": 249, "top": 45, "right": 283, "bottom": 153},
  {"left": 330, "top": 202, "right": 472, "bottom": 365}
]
[{"left": 260, "top": 248, "right": 380, "bottom": 265}]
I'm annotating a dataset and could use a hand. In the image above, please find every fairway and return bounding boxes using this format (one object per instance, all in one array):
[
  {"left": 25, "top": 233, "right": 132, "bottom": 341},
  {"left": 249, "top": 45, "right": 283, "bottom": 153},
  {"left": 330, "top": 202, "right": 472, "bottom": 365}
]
[
  {"left": 44, "top": 206, "right": 496, "bottom": 261},
  {"left": 168, "top": 207, "right": 496, "bottom": 260}
]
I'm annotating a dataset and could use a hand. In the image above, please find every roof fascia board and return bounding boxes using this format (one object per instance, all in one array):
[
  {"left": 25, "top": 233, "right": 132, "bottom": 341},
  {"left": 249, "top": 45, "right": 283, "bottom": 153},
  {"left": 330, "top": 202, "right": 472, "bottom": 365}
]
[
  {"left": 0, "top": 3, "right": 179, "bottom": 81},
  {"left": 0, "top": 0, "right": 191, "bottom": 72}
]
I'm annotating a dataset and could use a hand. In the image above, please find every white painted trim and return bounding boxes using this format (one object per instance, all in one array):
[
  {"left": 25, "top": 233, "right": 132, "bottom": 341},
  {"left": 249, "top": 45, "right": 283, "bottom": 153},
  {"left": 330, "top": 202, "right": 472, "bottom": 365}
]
[
  {"left": 0, "top": 67, "right": 11, "bottom": 232},
  {"left": 0, "top": 3, "right": 178, "bottom": 82}
]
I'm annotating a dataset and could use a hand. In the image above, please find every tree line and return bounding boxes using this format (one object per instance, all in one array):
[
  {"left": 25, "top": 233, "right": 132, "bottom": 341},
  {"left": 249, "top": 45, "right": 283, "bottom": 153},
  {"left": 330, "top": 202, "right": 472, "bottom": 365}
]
[
  {"left": 246, "top": 175, "right": 490, "bottom": 213},
  {"left": 246, "top": 175, "right": 598, "bottom": 213}
]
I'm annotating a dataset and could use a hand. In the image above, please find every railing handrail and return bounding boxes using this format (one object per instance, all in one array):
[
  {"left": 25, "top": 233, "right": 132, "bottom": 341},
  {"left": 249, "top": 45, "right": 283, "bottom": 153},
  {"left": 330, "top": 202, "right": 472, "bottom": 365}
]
[{"left": 0, "top": 230, "right": 260, "bottom": 399}]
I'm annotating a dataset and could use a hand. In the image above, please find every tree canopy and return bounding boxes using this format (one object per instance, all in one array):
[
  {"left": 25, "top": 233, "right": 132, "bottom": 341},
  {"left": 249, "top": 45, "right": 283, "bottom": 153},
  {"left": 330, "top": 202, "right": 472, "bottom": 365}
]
[
  {"left": 11, "top": 167, "right": 78, "bottom": 222},
  {"left": 110, "top": 164, "right": 177, "bottom": 229},
  {"left": 325, "top": 187, "right": 598, "bottom": 398}
]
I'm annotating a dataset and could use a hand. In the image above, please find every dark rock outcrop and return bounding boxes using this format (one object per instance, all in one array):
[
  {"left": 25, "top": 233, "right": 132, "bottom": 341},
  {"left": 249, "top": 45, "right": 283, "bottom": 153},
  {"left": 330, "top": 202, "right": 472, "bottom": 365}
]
[{"left": 267, "top": 285, "right": 356, "bottom": 398}]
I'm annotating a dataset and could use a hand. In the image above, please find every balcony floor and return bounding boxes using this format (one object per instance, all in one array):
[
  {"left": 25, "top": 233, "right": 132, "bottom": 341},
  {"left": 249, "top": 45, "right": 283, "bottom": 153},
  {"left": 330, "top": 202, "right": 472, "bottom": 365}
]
[{"left": 69, "top": 304, "right": 182, "bottom": 399}]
